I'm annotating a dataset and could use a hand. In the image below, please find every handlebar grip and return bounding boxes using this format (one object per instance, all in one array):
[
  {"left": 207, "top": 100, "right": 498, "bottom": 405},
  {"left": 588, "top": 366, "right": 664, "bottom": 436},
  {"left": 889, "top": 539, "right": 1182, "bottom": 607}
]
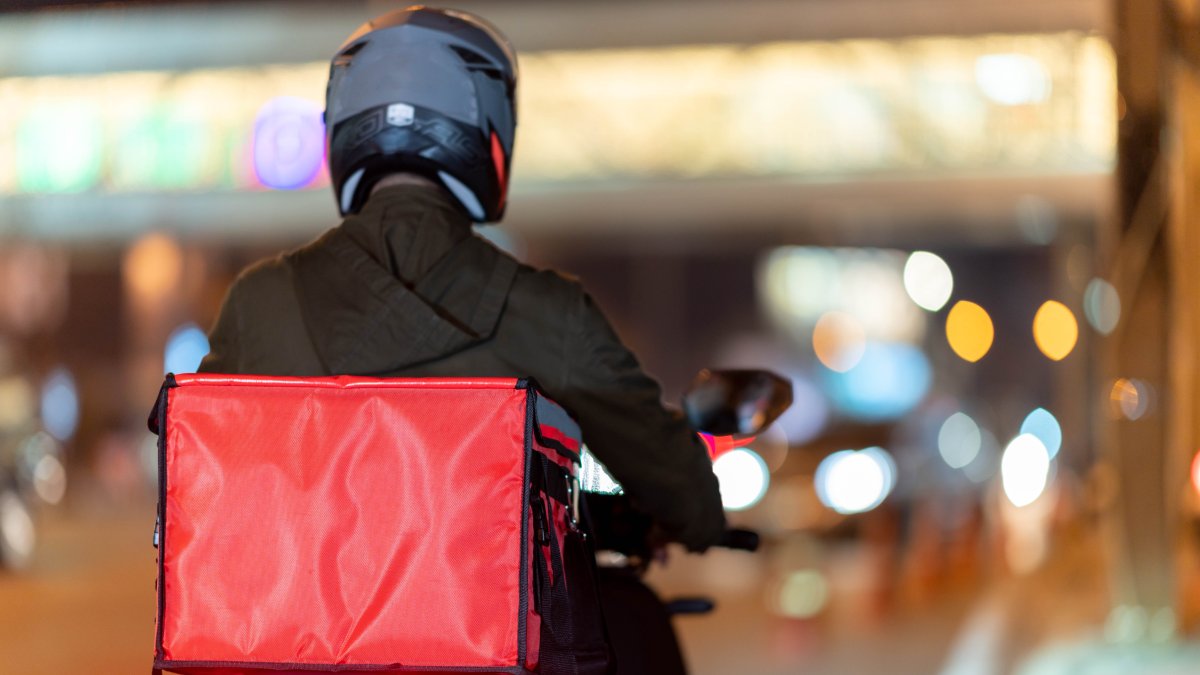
[{"left": 718, "top": 528, "right": 760, "bottom": 552}]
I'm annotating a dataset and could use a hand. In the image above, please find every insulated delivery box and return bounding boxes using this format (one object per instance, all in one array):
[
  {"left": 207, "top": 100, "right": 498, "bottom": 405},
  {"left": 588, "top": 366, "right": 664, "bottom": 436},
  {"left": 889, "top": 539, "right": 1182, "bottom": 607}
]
[{"left": 148, "top": 373, "right": 611, "bottom": 675}]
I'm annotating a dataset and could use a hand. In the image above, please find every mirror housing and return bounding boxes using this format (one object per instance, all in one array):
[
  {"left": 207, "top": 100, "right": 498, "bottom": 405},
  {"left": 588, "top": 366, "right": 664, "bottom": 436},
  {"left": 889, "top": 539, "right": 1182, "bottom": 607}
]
[{"left": 682, "top": 369, "right": 792, "bottom": 436}]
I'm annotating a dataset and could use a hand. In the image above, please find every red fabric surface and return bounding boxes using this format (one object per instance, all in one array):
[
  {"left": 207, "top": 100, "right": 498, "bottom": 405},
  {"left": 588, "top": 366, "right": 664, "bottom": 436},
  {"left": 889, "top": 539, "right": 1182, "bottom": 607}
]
[
  {"left": 160, "top": 376, "right": 529, "bottom": 669},
  {"left": 172, "top": 373, "right": 520, "bottom": 390}
]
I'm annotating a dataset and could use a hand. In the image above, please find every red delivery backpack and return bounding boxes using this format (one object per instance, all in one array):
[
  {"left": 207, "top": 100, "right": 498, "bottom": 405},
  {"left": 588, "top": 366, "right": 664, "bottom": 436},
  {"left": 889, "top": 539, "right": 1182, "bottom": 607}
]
[{"left": 148, "top": 373, "right": 612, "bottom": 675}]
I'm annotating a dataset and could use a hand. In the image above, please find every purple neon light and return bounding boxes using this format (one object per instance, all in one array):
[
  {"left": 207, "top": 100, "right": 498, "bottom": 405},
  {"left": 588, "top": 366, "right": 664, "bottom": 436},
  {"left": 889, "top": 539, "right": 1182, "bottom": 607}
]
[{"left": 252, "top": 97, "right": 325, "bottom": 190}]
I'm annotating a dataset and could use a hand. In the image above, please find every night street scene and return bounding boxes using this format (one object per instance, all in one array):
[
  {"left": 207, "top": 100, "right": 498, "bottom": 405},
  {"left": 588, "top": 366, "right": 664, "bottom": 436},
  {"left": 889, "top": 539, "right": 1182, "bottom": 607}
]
[{"left": 1, "top": 1, "right": 1199, "bottom": 674}]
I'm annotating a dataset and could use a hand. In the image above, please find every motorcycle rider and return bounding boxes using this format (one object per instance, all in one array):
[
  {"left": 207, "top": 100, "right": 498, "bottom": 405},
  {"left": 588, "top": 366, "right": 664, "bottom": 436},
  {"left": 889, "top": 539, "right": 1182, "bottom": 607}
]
[{"left": 198, "top": 6, "right": 725, "bottom": 665}]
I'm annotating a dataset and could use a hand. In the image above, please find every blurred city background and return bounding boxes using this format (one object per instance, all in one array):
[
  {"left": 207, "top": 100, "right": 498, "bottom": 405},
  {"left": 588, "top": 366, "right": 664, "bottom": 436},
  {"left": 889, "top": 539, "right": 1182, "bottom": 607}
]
[{"left": 1, "top": 0, "right": 1199, "bottom": 673}]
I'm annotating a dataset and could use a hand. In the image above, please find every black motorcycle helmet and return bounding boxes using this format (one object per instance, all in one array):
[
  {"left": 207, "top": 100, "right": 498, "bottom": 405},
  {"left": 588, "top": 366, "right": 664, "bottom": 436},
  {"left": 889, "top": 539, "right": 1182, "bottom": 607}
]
[{"left": 325, "top": 6, "right": 518, "bottom": 222}]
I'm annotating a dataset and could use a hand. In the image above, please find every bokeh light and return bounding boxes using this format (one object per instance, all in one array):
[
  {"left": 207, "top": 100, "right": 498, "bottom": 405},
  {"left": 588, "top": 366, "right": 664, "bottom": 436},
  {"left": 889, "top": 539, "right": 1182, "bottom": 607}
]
[
  {"left": 938, "top": 412, "right": 982, "bottom": 469},
  {"left": 861, "top": 446, "right": 898, "bottom": 497},
  {"left": 1084, "top": 278, "right": 1120, "bottom": 335},
  {"left": 40, "top": 367, "right": 79, "bottom": 442},
  {"left": 812, "top": 311, "right": 866, "bottom": 372},
  {"left": 253, "top": 96, "right": 325, "bottom": 190},
  {"left": 902, "top": 251, "right": 954, "bottom": 311},
  {"left": 945, "top": 300, "right": 994, "bottom": 362},
  {"left": 776, "top": 375, "right": 830, "bottom": 445},
  {"left": 0, "top": 490, "right": 36, "bottom": 569},
  {"left": 815, "top": 448, "right": 894, "bottom": 514},
  {"left": 0, "top": 244, "right": 70, "bottom": 335},
  {"left": 751, "top": 424, "right": 790, "bottom": 474},
  {"left": 0, "top": 376, "right": 36, "bottom": 431},
  {"left": 1032, "top": 300, "right": 1078, "bottom": 361},
  {"left": 17, "top": 432, "right": 64, "bottom": 505},
  {"left": 759, "top": 247, "right": 837, "bottom": 327},
  {"left": 1109, "top": 378, "right": 1151, "bottom": 420},
  {"left": 33, "top": 454, "right": 67, "bottom": 505},
  {"left": 1191, "top": 451, "right": 1200, "bottom": 497},
  {"left": 838, "top": 254, "right": 924, "bottom": 343},
  {"left": 770, "top": 569, "right": 829, "bottom": 619},
  {"left": 712, "top": 448, "right": 770, "bottom": 511},
  {"left": 962, "top": 429, "right": 1000, "bottom": 483},
  {"left": 123, "top": 233, "right": 184, "bottom": 305},
  {"left": 1001, "top": 433, "right": 1051, "bottom": 508},
  {"left": 164, "top": 323, "right": 211, "bottom": 375},
  {"left": 1020, "top": 407, "right": 1063, "bottom": 459},
  {"left": 975, "top": 53, "right": 1051, "bottom": 106},
  {"left": 759, "top": 247, "right": 923, "bottom": 344},
  {"left": 16, "top": 101, "right": 104, "bottom": 192},
  {"left": 824, "top": 342, "right": 932, "bottom": 422}
]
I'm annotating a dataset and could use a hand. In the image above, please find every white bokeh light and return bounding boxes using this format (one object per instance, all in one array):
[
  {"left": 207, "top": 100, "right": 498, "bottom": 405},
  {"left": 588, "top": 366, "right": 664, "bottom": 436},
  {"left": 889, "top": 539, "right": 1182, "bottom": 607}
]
[
  {"left": 815, "top": 449, "right": 893, "bottom": 514},
  {"left": 1001, "top": 433, "right": 1051, "bottom": 508},
  {"left": 0, "top": 490, "right": 35, "bottom": 568},
  {"left": 975, "top": 53, "right": 1051, "bottom": 106},
  {"left": 1084, "top": 278, "right": 1121, "bottom": 335},
  {"left": 713, "top": 448, "right": 770, "bottom": 511},
  {"left": 773, "top": 569, "right": 829, "bottom": 619},
  {"left": 861, "top": 446, "right": 897, "bottom": 497},
  {"left": 33, "top": 455, "right": 67, "bottom": 505},
  {"left": 938, "top": 412, "right": 982, "bottom": 469},
  {"left": 902, "top": 251, "right": 954, "bottom": 312}
]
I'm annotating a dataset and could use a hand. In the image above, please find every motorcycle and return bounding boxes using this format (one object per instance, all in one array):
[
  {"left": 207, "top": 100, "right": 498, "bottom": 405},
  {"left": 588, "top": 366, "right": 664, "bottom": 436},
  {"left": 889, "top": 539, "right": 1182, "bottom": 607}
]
[{"left": 582, "top": 369, "right": 792, "bottom": 674}]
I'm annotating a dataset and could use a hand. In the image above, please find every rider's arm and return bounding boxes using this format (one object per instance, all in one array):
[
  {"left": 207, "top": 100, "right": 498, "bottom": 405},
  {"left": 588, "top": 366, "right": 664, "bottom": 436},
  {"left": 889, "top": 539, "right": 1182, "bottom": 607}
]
[{"left": 553, "top": 290, "right": 726, "bottom": 552}]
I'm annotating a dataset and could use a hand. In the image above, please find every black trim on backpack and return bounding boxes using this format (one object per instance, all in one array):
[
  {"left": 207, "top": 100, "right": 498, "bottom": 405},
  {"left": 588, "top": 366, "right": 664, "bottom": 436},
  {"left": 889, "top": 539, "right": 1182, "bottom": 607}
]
[
  {"left": 514, "top": 379, "right": 581, "bottom": 464},
  {"left": 528, "top": 436, "right": 613, "bottom": 674},
  {"left": 532, "top": 433, "right": 580, "bottom": 465},
  {"left": 152, "top": 660, "right": 528, "bottom": 673},
  {"left": 532, "top": 454, "right": 571, "bottom": 507},
  {"left": 517, "top": 387, "right": 535, "bottom": 667},
  {"left": 147, "top": 372, "right": 177, "bottom": 434},
  {"left": 152, "top": 377, "right": 174, "bottom": 666}
]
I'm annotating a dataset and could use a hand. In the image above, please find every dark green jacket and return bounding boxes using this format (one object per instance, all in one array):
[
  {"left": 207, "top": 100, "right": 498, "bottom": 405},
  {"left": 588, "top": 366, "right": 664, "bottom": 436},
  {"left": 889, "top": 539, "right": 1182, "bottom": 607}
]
[{"left": 199, "top": 185, "right": 725, "bottom": 550}]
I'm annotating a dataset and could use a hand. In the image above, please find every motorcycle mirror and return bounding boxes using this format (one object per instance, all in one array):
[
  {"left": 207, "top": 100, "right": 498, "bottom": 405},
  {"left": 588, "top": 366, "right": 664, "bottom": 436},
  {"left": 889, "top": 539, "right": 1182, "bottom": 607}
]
[{"left": 682, "top": 369, "right": 792, "bottom": 436}]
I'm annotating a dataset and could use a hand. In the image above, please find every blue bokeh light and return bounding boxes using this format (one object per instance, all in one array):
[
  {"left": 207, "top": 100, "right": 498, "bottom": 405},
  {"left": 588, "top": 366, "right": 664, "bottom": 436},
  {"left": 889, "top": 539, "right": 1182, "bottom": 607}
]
[
  {"left": 41, "top": 367, "right": 79, "bottom": 442},
  {"left": 823, "top": 342, "right": 932, "bottom": 422},
  {"left": 1020, "top": 407, "right": 1063, "bottom": 459},
  {"left": 164, "top": 323, "right": 211, "bottom": 375},
  {"left": 777, "top": 375, "right": 830, "bottom": 444}
]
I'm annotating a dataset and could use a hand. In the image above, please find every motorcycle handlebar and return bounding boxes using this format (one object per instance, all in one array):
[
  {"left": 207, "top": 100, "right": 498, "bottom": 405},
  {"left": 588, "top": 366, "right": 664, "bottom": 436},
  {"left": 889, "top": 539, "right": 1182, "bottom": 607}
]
[{"left": 717, "top": 528, "right": 759, "bottom": 552}]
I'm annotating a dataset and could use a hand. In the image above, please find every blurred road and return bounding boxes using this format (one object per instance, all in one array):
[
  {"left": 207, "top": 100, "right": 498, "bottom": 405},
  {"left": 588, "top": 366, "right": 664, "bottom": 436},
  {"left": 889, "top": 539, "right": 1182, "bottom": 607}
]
[
  {"left": 9, "top": 497, "right": 1195, "bottom": 675},
  {"left": 654, "top": 546, "right": 978, "bottom": 675},
  {"left": 0, "top": 498, "right": 157, "bottom": 674}
]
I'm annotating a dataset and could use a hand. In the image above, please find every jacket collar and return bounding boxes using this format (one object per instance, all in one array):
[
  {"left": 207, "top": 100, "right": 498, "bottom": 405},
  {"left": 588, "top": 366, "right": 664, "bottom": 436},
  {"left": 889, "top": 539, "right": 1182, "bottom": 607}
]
[
  {"left": 341, "top": 184, "right": 473, "bottom": 284},
  {"left": 288, "top": 185, "right": 517, "bottom": 375}
]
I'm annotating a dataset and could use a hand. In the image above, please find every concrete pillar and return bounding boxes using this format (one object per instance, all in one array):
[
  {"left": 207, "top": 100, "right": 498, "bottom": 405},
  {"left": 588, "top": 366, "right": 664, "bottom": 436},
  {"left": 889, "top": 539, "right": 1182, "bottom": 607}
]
[{"left": 1107, "top": 0, "right": 1200, "bottom": 638}]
